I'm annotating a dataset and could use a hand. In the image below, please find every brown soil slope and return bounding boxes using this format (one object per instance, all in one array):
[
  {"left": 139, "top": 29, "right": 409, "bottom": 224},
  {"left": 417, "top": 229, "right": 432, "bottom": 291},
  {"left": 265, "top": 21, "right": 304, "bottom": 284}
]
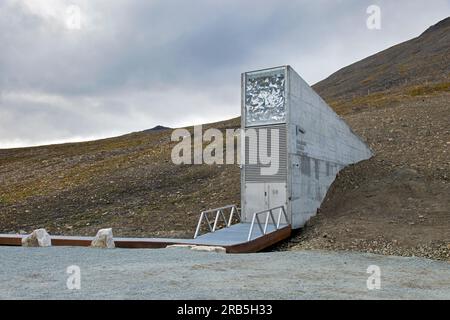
[{"left": 0, "top": 18, "right": 448, "bottom": 260}]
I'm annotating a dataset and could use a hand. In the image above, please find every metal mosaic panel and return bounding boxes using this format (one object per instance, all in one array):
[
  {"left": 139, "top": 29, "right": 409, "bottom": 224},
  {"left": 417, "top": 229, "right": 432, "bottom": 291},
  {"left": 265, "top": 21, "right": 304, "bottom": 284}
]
[{"left": 245, "top": 69, "right": 286, "bottom": 126}]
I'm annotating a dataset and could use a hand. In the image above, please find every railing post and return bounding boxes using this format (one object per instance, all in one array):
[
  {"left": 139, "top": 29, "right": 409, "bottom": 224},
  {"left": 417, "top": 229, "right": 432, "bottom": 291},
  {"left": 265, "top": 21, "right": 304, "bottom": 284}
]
[
  {"left": 212, "top": 210, "right": 220, "bottom": 232},
  {"left": 247, "top": 214, "right": 257, "bottom": 241},
  {"left": 276, "top": 207, "right": 282, "bottom": 228},
  {"left": 227, "top": 206, "right": 235, "bottom": 227},
  {"left": 263, "top": 210, "right": 271, "bottom": 234},
  {"left": 255, "top": 215, "right": 264, "bottom": 235},
  {"left": 194, "top": 212, "right": 205, "bottom": 239},
  {"left": 269, "top": 209, "right": 277, "bottom": 230}
]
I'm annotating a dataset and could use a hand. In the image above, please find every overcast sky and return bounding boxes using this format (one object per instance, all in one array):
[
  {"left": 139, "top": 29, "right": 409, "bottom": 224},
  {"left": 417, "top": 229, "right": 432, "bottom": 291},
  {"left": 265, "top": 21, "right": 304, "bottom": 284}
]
[{"left": 0, "top": 0, "right": 449, "bottom": 148}]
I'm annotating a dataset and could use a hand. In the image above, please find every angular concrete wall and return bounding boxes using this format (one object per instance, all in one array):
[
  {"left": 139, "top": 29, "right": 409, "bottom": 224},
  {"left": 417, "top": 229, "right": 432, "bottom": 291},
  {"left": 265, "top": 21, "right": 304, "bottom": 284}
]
[{"left": 286, "top": 66, "right": 373, "bottom": 228}]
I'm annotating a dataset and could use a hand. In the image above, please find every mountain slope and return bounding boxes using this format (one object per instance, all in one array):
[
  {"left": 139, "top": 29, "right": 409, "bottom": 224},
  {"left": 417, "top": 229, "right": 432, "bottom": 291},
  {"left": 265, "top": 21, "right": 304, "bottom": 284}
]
[{"left": 313, "top": 16, "right": 450, "bottom": 113}]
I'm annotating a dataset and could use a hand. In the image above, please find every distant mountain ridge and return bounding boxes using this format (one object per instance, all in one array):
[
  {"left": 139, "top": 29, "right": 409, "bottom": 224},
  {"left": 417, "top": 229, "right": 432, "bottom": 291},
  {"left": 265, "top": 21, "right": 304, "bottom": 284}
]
[{"left": 143, "top": 125, "right": 171, "bottom": 132}]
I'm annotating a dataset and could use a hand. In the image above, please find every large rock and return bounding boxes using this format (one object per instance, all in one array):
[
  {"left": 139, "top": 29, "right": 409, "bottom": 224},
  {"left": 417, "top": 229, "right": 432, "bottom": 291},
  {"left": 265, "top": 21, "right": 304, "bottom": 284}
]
[
  {"left": 21, "top": 229, "right": 52, "bottom": 247},
  {"left": 91, "top": 228, "right": 115, "bottom": 248}
]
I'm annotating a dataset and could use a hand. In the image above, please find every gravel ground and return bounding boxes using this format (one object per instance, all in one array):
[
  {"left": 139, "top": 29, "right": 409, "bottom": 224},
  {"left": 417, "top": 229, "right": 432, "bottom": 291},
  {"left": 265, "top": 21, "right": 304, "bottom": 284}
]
[{"left": 0, "top": 247, "right": 449, "bottom": 300}]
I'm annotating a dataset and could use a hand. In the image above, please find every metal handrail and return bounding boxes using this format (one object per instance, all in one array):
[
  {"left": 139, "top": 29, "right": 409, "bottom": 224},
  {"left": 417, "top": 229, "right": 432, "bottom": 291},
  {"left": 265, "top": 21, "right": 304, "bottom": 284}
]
[
  {"left": 247, "top": 206, "right": 288, "bottom": 241},
  {"left": 193, "top": 205, "right": 241, "bottom": 239}
]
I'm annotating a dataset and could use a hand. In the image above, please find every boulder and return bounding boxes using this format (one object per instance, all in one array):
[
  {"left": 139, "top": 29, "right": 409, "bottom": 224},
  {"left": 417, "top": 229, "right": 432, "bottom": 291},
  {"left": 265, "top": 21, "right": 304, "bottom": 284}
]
[
  {"left": 91, "top": 228, "right": 115, "bottom": 248},
  {"left": 21, "top": 229, "right": 52, "bottom": 247},
  {"left": 191, "top": 245, "right": 226, "bottom": 253}
]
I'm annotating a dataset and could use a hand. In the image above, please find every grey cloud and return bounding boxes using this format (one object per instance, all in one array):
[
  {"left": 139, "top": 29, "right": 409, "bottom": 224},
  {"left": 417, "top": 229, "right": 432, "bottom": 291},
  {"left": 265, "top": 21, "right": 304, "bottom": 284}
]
[{"left": 0, "top": 0, "right": 449, "bottom": 148}]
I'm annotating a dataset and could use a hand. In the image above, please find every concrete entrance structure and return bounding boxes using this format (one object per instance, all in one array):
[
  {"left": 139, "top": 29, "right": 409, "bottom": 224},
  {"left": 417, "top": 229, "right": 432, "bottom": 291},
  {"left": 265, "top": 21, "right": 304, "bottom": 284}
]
[{"left": 241, "top": 66, "right": 372, "bottom": 229}]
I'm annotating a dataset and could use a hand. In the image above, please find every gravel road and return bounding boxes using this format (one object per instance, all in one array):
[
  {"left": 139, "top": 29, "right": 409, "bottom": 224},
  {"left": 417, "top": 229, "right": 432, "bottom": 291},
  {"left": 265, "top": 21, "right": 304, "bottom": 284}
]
[{"left": 0, "top": 246, "right": 448, "bottom": 300}]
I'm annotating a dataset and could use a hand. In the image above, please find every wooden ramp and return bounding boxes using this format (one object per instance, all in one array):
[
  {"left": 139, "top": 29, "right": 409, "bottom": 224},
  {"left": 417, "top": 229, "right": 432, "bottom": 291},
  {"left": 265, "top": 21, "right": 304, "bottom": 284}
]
[{"left": 0, "top": 223, "right": 291, "bottom": 253}]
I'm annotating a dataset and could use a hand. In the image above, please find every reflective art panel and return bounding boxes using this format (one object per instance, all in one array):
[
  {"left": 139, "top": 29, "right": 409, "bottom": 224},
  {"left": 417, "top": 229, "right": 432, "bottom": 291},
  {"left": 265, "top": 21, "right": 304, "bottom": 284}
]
[{"left": 245, "top": 69, "right": 286, "bottom": 126}]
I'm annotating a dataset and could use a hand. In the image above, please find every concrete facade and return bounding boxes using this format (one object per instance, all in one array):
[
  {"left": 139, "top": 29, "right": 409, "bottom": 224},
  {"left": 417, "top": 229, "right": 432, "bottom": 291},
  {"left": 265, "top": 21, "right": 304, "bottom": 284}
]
[{"left": 241, "top": 66, "right": 372, "bottom": 229}]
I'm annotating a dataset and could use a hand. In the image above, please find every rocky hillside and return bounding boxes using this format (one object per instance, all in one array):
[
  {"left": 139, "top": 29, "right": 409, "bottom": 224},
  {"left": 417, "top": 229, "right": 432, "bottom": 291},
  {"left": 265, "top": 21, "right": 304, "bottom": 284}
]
[
  {"left": 0, "top": 118, "right": 240, "bottom": 239},
  {"left": 0, "top": 18, "right": 449, "bottom": 260}
]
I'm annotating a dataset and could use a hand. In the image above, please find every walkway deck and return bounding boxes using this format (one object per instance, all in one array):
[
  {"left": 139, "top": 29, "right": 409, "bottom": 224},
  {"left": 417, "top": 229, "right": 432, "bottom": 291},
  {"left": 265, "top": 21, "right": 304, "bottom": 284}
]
[{"left": 0, "top": 223, "right": 291, "bottom": 253}]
